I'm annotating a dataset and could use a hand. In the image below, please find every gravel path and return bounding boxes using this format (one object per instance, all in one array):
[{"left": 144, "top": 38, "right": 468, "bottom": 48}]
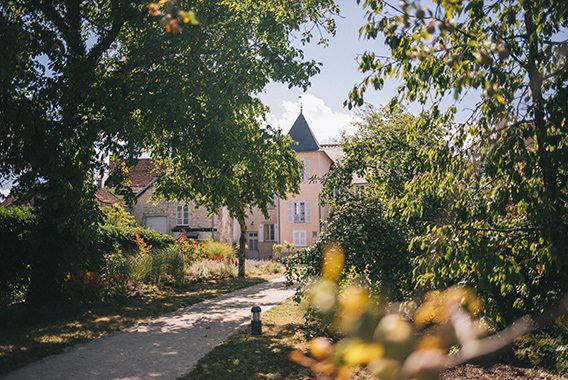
[{"left": 1, "top": 277, "right": 295, "bottom": 380}]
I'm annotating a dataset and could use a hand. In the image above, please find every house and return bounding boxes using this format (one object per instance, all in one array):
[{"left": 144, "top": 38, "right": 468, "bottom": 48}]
[
  {"left": 109, "top": 159, "right": 237, "bottom": 243},
  {"left": 244, "top": 111, "right": 366, "bottom": 259}
]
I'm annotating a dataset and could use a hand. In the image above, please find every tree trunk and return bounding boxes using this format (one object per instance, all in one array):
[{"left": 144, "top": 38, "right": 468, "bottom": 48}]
[
  {"left": 238, "top": 218, "right": 247, "bottom": 277},
  {"left": 523, "top": 3, "right": 568, "bottom": 270}
]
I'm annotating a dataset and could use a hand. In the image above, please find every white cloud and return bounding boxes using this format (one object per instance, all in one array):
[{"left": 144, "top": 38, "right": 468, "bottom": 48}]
[{"left": 266, "top": 93, "right": 359, "bottom": 144}]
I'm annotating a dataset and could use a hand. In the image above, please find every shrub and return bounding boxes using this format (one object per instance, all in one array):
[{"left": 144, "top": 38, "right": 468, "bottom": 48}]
[
  {"left": 126, "top": 253, "right": 153, "bottom": 283},
  {"left": 100, "top": 251, "right": 129, "bottom": 303},
  {"left": 186, "top": 259, "right": 237, "bottom": 281},
  {"left": 97, "top": 224, "right": 175, "bottom": 255},
  {"left": 0, "top": 206, "right": 35, "bottom": 305},
  {"left": 200, "top": 240, "right": 236, "bottom": 259},
  {"left": 100, "top": 204, "right": 136, "bottom": 228},
  {"left": 246, "top": 259, "right": 284, "bottom": 277},
  {"left": 149, "top": 246, "right": 186, "bottom": 286}
]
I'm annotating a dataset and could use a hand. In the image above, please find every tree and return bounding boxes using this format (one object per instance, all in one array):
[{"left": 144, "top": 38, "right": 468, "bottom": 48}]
[
  {"left": 155, "top": 125, "right": 301, "bottom": 277},
  {"left": 348, "top": 0, "right": 568, "bottom": 321},
  {"left": 285, "top": 106, "right": 444, "bottom": 301},
  {"left": 0, "top": 0, "right": 338, "bottom": 310}
]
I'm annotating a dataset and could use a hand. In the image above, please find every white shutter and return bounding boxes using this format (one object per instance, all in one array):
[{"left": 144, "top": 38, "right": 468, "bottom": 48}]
[
  {"left": 258, "top": 224, "right": 264, "bottom": 242},
  {"left": 305, "top": 201, "right": 312, "bottom": 223},
  {"left": 288, "top": 202, "right": 294, "bottom": 223},
  {"left": 304, "top": 159, "right": 311, "bottom": 181},
  {"left": 275, "top": 223, "right": 279, "bottom": 243}
]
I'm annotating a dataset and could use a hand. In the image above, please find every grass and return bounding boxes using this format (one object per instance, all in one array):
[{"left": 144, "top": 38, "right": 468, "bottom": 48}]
[
  {"left": 0, "top": 276, "right": 268, "bottom": 374},
  {"left": 183, "top": 298, "right": 313, "bottom": 380},
  {"left": 183, "top": 300, "right": 566, "bottom": 380}
]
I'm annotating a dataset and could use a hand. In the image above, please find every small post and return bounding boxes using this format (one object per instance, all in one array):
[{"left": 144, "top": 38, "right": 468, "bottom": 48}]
[{"left": 251, "top": 305, "right": 262, "bottom": 335}]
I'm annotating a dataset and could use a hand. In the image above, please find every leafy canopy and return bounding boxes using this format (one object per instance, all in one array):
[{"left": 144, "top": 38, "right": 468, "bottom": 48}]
[{"left": 349, "top": 0, "right": 568, "bottom": 319}]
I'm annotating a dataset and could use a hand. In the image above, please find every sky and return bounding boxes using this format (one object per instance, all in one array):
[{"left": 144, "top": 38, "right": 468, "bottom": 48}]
[{"left": 260, "top": 1, "right": 383, "bottom": 143}]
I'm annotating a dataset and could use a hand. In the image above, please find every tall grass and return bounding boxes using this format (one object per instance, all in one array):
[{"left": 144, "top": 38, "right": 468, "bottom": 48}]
[
  {"left": 201, "top": 240, "right": 236, "bottom": 259},
  {"left": 186, "top": 259, "right": 237, "bottom": 281}
]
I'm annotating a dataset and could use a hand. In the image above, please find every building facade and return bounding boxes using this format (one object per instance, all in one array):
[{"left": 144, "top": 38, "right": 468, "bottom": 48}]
[{"left": 245, "top": 111, "right": 351, "bottom": 260}]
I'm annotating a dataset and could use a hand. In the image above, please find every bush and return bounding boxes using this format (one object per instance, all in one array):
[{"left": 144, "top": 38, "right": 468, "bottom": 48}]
[
  {"left": 97, "top": 224, "right": 175, "bottom": 255},
  {"left": 200, "top": 240, "right": 236, "bottom": 259},
  {"left": 186, "top": 259, "right": 237, "bottom": 281},
  {"left": 100, "top": 204, "right": 136, "bottom": 228},
  {"left": 126, "top": 253, "right": 153, "bottom": 283},
  {"left": 100, "top": 251, "right": 129, "bottom": 303},
  {"left": 284, "top": 196, "right": 412, "bottom": 302},
  {"left": 149, "top": 246, "right": 186, "bottom": 285},
  {"left": 246, "top": 259, "right": 283, "bottom": 277},
  {"left": 0, "top": 206, "right": 35, "bottom": 305}
]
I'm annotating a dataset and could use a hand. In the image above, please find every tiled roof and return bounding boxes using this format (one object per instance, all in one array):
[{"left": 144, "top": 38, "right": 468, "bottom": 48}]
[
  {"left": 95, "top": 187, "right": 124, "bottom": 206},
  {"left": 321, "top": 144, "right": 367, "bottom": 185},
  {"left": 288, "top": 113, "right": 320, "bottom": 152},
  {"left": 126, "top": 159, "right": 157, "bottom": 192},
  {"left": 320, "top": 144, "right": 343, "bottom": 162}
]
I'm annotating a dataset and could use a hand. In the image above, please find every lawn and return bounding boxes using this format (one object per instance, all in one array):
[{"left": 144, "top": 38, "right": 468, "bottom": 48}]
[
  {"left": 183, "top": 298, "right": 313, "bottom": 380},
  {"left": 0, "top": 275, "right": 269, "bottom": 374},
  {"left": 184, "top": 300, "right": 565, "bottom": 380}
]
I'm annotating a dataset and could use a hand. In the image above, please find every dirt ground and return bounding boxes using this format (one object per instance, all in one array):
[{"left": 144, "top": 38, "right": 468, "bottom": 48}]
[{"left": 441, "top": 363, "right": 565, "bottom": 380}]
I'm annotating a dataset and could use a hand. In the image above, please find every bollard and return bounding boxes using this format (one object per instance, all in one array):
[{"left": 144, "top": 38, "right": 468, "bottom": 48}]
[{"left": 251, "top": 305, "right": 262, "bottom": 335}]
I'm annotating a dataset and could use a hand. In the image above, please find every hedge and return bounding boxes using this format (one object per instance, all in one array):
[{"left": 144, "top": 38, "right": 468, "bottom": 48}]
[
  {"left": 0, "top": 206, "right": 35, "bottom": 304},
  {"left": 97, "top": 224, "right": 175, "bottom": 254}
]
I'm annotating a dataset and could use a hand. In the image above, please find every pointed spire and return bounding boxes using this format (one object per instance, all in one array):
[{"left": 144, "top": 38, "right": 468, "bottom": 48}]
[
  {"left": 299, "top": 95, "right": 303, "bottom": 114},
  {"left": 288, "top": 111, "right": 320, "bottom": 152}
]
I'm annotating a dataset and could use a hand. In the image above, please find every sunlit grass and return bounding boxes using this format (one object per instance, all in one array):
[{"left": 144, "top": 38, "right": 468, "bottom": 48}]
[{"left": 183, "top": 298, "right": 312, "bottom": 380}]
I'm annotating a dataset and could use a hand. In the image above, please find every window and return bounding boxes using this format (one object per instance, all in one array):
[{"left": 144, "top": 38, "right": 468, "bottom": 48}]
[
  {"left": 293, "top": 230, "right": 307, "bottom": 246},
  {"left": 267, "top": 194, "right": 277, "bottom": 209},
  {"left": 294, "top": 202, "right": 305, "bottom": 223},
  {"left": 176, "top": 204, "right": 189, "bottom": 226},
  {"left": 263, "top": 224, "right": 276, "bottom": 241},
  {"left": 288, "top": 201, "right": 311, "bottom": 224},
  {"left": 248, "top": 232, "right": 258, "bottom": 252},
  {"left": 300, "top": 159, "right": 310, "bottom": 182}
]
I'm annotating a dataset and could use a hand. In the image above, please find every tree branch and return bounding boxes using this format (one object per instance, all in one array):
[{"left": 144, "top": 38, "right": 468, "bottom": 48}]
[{"left": 446, "top": 291, "right": 568, "bottom": 367}]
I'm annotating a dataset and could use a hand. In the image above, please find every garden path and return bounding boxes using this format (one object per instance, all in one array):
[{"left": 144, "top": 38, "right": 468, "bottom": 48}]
[{"left": 1, "top": 277, "right": 295, "bottom": 380}]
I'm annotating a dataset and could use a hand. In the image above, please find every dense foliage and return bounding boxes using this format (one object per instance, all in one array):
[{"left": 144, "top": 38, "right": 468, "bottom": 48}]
[
  {"left": 345, "top": 0, "right": 568, "bottom": 323},
  {"left": 0, "top": 0, "right": 338, "bottom": 307},
  {"left": 285, "top": 106, "right": 443, "bottom": 303},
  {"left": 0, "top": 206, "right": 34, "bottom": 305}
]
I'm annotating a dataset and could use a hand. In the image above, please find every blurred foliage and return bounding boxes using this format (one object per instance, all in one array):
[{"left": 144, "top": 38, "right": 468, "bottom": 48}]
[{"left": 290, "top": 246, "right": 489, "bottom": 380}]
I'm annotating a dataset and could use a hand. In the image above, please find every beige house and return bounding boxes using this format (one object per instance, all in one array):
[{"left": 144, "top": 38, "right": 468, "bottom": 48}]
[
  {"left": 99, "top": 112, "right": 364, "bottom": 258},
  {"left": 245, "top": 111, "right": 363, "bottom": 260},
  {"left": 108, "top": 159, "right": 237, "bottom": 243}
]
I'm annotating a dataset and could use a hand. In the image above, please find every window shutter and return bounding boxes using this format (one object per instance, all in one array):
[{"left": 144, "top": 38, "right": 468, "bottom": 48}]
[
  {"left": 258, "top": 224, "right": 264, "bottom": 242},
  {"left": 305, "top": 201, "right": 312, "bottom": 223},
  {"left": 288, "top": 202, "right": 294, "bottom": 223},
  {"left": 275, "top": 223, "right": 279, "bottom": 243},
  {"left": 303, "top": 159, "right": 310, "bottom": 181}
]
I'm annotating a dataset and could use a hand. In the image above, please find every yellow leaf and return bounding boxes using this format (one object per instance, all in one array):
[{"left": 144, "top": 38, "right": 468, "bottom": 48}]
[{"left": 496, "top": 94, "right": 506, "bottom": 105}]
